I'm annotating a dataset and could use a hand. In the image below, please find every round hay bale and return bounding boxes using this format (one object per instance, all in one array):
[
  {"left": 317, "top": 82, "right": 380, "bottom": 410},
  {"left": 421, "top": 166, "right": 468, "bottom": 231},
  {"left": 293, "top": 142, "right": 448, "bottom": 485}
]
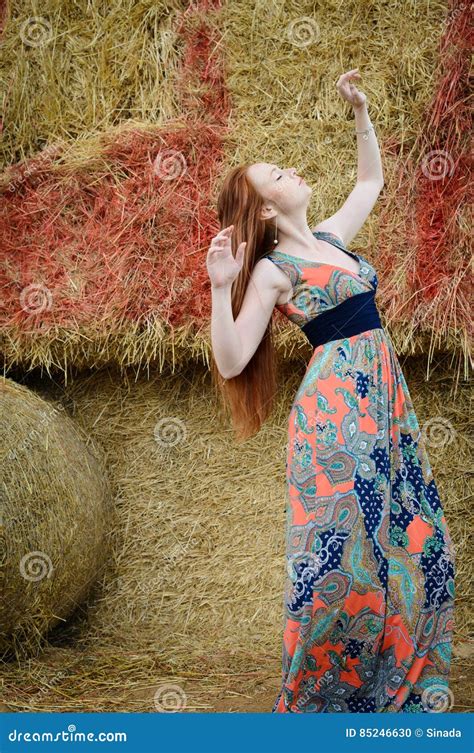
[{"left": 0, "top": 377, "right": 113, "bottom": 659}]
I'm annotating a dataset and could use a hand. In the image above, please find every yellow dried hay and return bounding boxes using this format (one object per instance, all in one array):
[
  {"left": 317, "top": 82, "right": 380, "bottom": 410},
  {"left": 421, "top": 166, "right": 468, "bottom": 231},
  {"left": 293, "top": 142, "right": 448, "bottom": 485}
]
[
  {"left": 0, "top": 377, "right": 113, "bottom": 659},
  {"left": 0, "top": 0, "right": 187, "bottom": 168}
]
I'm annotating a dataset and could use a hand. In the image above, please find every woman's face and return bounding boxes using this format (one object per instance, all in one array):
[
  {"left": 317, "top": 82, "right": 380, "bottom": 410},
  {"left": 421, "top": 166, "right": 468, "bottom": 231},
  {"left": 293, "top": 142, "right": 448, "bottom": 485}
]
[{"left": 246, "top": 162, "right": 312, "bottom": 213}]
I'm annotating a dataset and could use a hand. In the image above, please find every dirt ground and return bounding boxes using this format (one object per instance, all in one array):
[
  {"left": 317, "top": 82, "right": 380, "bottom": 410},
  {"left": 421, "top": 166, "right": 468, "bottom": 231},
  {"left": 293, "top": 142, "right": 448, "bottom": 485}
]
[{"left": 1, "top": 639, "right": 472, "bottom": 714}]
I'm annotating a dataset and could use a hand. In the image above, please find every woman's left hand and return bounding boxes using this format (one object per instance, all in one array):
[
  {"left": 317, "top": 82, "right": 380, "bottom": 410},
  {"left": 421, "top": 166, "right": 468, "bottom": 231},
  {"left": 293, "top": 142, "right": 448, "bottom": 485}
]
[{"left": 336, "top": 68, "right": 367, "bottom": 109}]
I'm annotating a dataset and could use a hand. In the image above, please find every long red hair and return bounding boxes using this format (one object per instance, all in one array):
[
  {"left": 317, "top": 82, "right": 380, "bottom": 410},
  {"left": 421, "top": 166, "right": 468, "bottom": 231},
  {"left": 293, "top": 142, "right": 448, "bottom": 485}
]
[{"left": 211, "top": 163, "right": 281, "bottom": 441}]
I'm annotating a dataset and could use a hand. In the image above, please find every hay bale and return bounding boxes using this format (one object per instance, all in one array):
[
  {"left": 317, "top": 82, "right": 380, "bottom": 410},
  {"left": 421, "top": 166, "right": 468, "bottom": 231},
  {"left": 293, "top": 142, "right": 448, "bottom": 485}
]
[
  {"left": 0, "top": 377, "right": 113, "bottom": 659},
  {"left": 0, "top": 0, "right": 187, "bottom": 165},
  {"left": 0, "top": 2, "right": 470, "bottom": 379}
]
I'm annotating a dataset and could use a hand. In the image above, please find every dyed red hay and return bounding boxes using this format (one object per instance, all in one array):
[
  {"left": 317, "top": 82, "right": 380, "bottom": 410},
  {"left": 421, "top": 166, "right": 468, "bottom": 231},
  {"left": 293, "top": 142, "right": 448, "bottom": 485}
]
[
  {"left": 0, "top": 126, "right": 226, "bottom": 331},
  {"left": 0, "top": 0, "right": 229, "bottom": 337},
  {"left": 377, "top": 0, "right": 471, "bottom": 350}
]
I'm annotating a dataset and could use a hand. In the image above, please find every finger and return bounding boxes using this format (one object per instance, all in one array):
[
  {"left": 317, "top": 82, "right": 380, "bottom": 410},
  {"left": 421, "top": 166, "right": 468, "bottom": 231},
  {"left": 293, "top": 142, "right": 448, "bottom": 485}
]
[
  {"left": 211, "top": 239, "right": 228, "bottom": 250},
  {"left": 341, "top": 69, "right": 360, "bottom": 81},
  {"left": 211, "top": 234, "right": 229, "bottom": 246},
  {"left": 208, "top": 246, "right": 227, "bottom": 258},
  {"left": 337, "top": 76, "right": 353, "bottom": 89},
  {"left": 337, "top": 70, "right": 354, "bottom": 82},
  {"left": 218, "top": 227, "right": 233, "bottom": 239}
]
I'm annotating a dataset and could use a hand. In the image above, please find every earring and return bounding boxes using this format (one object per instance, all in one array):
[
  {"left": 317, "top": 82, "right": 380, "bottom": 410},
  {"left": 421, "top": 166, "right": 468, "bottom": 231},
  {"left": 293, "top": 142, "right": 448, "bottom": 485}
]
[{"left": 274, "top": 215, "right": 278, "bottom": 244}]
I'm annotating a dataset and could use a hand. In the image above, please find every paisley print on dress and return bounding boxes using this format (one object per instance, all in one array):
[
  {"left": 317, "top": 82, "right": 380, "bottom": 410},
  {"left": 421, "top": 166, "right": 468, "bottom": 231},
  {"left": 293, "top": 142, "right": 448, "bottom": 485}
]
[{"left": 265, "top": 231, "right": 456, "bottom": 713}]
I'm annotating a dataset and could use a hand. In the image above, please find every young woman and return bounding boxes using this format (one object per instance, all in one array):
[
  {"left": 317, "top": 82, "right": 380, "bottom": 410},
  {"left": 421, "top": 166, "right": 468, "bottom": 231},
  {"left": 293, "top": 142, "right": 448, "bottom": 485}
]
[{"left": 206, "top": 69, "right": 455, "bottom": 713}]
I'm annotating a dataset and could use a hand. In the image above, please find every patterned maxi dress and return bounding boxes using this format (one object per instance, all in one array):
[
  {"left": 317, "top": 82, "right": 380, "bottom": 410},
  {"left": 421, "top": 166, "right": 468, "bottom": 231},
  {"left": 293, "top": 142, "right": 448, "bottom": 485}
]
[{"left": 264, "top": 230, "right": 456, "bottom": 714}]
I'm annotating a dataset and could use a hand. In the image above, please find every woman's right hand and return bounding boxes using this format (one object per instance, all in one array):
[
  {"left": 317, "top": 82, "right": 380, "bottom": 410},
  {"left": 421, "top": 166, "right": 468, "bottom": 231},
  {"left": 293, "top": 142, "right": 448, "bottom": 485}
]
[{"left": 206, "top": 225, "right": 247, "bottom": 288}]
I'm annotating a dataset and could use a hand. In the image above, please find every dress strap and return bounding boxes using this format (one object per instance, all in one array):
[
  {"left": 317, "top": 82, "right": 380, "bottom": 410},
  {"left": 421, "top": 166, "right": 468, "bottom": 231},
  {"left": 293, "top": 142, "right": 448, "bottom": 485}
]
[
  {"left": 313, "top": 229, "right": 347, "bottom": 251},
  {"left": 262, "top": 254, "right": 286, "bottom": 266},
  {"left": 314, "top": 230, "right": 360, "bottom": 264}
]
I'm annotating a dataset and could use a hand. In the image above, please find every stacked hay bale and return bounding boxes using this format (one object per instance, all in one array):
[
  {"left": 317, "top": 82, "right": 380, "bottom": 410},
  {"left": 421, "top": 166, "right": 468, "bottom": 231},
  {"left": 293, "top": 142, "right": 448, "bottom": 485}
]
[
  {"left": 0, "top": 0, "right": 471, "bottom": 712},
  {"left": 1, "top": 1, "right": 470, "bottom": 372}
]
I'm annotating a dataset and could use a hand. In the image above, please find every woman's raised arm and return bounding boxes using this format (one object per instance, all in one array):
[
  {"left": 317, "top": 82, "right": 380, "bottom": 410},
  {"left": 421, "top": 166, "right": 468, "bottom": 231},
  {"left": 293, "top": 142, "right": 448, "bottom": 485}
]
[
  {"left": 314, "top": 69, "right": 384, "bottom": 247},
  {"left": 208, "top": 225, "right": 281, "bottom": 379}
]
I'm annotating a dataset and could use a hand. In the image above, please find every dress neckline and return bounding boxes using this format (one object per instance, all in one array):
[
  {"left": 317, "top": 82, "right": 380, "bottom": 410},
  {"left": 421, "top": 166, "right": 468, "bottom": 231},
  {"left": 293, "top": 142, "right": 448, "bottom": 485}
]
[{"left": 271, "top": 231, "right": 362, "bottom": 281}]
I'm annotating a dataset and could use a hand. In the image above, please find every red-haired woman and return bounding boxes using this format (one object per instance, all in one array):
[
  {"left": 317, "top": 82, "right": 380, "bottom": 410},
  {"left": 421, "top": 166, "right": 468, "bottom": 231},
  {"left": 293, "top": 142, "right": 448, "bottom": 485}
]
[{"left": 206, "top": 69, "right": 455, "bottom": 713}]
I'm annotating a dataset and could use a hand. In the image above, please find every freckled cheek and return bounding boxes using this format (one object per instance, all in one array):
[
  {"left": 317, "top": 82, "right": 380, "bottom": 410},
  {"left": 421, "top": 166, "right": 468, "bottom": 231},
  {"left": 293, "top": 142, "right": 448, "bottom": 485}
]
[
  {"left": 273, "top": 180, "right": 292, "bottom": 199},
  {"left": 267, "top": 185, "right": 282, "bottom": 201}
]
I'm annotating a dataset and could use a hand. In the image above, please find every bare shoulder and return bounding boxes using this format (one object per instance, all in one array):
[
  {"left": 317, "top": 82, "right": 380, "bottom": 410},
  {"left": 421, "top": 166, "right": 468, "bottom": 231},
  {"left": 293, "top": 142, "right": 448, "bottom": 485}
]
[{"left": 254, "top": 256, "right": 293, "bottom": 305}]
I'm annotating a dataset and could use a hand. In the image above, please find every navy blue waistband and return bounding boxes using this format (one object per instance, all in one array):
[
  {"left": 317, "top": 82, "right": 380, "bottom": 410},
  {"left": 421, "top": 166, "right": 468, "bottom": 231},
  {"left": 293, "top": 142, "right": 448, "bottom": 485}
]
[{"left": 301, "top": 290, "right": 383, "bottom": 348}]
